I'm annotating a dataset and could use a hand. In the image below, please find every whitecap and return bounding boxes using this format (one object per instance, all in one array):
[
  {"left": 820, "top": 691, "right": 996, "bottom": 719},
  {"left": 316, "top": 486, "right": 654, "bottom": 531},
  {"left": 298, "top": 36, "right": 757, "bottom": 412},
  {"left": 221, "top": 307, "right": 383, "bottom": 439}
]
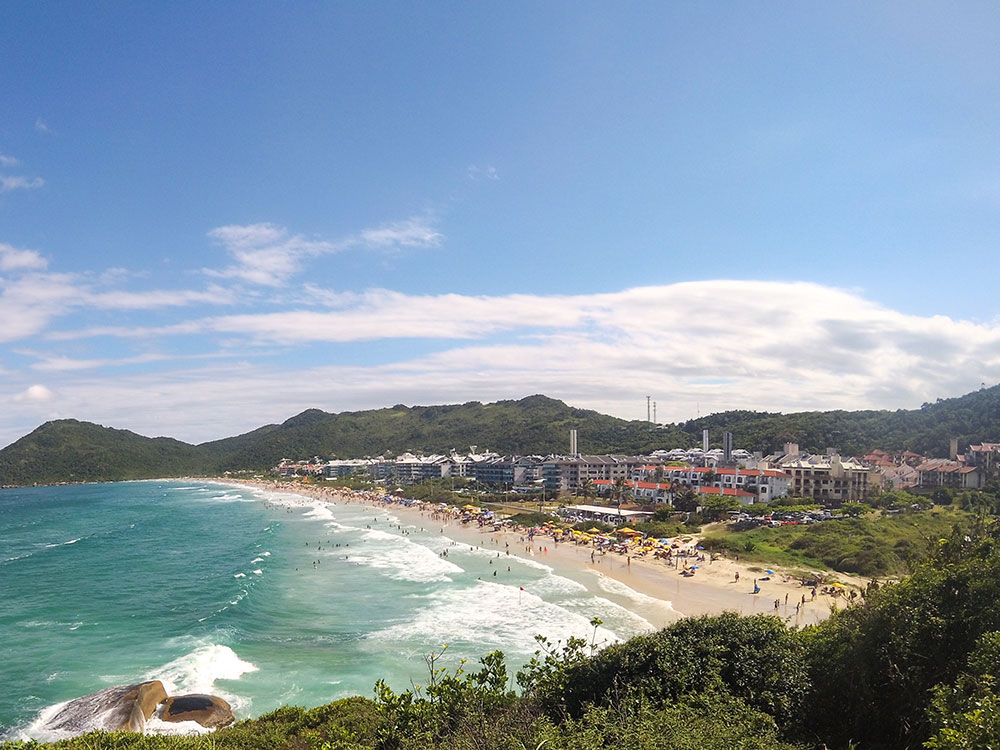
[
  {"left": 589, "top": 571, "right": 678, "bottom": 614},
  {"left": 43, "top": 538, "right": 80, "bottom": 548},
  {"left": 367, "top": 581, "right": 621, "bottom": 655},
  {"left": 147, "top": 643, "right": 258, "bottom": 712}
]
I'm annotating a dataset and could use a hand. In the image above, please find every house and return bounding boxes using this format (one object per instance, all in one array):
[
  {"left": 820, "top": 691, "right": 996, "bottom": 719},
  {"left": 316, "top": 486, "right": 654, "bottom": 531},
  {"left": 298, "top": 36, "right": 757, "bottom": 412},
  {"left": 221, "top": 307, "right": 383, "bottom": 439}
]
[{"left": 776, "top": 454, "right": 871, "bottom": 504}]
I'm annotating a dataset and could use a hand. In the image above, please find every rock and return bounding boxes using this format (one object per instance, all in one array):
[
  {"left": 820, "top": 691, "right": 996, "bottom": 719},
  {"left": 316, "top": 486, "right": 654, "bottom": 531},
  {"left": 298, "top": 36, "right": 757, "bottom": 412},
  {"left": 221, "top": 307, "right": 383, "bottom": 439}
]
[
  {"left": 40, "top": 680, "right": 168, "bottom": 734},
  {"left": 126, "top": 680, "right": 168, "bottom": 732},
  {"left": 160, "top": 694, "right": 234, "bottom": 728}
]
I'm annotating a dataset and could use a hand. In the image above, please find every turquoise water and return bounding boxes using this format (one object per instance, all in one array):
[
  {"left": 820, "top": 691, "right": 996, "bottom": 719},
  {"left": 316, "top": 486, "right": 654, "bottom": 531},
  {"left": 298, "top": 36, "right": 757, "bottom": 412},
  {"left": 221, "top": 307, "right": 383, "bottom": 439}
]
[{"left": 0, "top": 481, "right": 663, "bottom": 740}]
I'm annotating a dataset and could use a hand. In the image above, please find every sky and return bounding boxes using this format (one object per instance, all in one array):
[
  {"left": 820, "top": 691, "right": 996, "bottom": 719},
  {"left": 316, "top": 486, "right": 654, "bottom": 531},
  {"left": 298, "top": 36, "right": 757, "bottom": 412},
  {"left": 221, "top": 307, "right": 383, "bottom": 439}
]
[{"left": 2, "top": 2, "right": 1000, "bottom": 449}]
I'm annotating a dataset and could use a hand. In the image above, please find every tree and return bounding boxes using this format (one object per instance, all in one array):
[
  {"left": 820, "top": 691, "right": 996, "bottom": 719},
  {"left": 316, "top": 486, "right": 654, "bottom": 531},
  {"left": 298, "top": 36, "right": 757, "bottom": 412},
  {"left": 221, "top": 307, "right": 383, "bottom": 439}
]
[
  {"left": 700, "top": 494, "right": 741, "bottom": 522},
  {"left": 611, "top": 477, "right": 633, "bottom": 519},
  {"left": 802, "top": 520, "right": 1000, "bottom": 749},
  {"left": 578, "top": 478, "right": 596, "bottom": 502},
  {"left": 674, "top": 488, "right": 699, "bottom": 513}
]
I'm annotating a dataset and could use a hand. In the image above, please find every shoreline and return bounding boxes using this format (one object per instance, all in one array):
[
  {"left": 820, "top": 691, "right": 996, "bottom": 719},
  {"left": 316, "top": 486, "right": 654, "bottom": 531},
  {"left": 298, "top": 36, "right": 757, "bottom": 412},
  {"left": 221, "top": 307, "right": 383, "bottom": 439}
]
[{"left": 213, "top": 478, "right": 860, "bottom": 629}]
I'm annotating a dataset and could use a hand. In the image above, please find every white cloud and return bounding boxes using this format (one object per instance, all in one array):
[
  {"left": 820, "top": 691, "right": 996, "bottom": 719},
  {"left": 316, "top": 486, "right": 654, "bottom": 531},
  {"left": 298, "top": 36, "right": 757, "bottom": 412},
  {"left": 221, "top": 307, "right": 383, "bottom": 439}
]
[
  {"left": 6, "top": 280, "right": 1000, "bottom": 447},
  {"left": 0, "top": 175, "right": 45, "bottom": 193},
  {"left": 356, "top": 217, "right": 443, "bottom": 249},
  {"left": 0, "top": 154, "right": 18, "bottom": 167},
  {"left": 35, "top": 118, "right": 51, "bottom": 134},
  {"left": 0, "top": 242, "right": 48, "bottom": 271},
  {"left": 13, "top": 384, "right": 54, "bottom": 403},
  {"left": 205, "top": 216, "right": 441, "bottom": 286}
]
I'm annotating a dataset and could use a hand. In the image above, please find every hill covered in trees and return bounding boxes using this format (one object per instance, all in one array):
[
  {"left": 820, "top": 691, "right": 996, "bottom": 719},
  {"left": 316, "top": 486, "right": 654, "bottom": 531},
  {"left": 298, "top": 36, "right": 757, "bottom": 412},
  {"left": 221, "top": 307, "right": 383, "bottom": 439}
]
[
  {"left": 684, "top": 383, "right": 1000, "bottom": 457},
  {"left": 2, "top": 385, "right": 999, "bottom": 486},
  {"left": 0, "top": 419, "right": 210, "bottom": 486}
]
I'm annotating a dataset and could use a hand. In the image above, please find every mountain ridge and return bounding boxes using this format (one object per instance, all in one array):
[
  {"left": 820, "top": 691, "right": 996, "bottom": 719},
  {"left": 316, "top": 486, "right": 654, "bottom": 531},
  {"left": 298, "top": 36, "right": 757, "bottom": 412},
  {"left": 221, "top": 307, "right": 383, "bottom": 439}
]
[{"left": 2, "top": 386, "right": 998, "bottom": 486}]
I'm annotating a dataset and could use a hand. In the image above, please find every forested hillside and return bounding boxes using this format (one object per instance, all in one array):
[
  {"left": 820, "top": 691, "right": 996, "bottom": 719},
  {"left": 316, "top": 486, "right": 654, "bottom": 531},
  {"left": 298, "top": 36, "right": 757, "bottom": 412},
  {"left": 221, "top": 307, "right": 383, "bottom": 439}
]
[
  {"left": 200, "top": 395, "right": 689, "bottom": 471},
  {"left": 682, "top": 383, "right": 1000, "bottom": 456},
  {"left": 2, "top": 386, "right": 999, "bottom": 486},
  {"left": 0, "top": 420, "right": 209, "bottom": 486}
]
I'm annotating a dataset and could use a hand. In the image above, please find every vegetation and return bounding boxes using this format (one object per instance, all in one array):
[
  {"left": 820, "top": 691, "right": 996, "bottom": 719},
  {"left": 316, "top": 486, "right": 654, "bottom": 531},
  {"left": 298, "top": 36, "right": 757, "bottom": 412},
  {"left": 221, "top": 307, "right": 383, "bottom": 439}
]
[
  {"left": 3, "top": 384, "right": 1000, "bottom": 486},
  {"left": 0, "top": 419, "right": 211, "bottom": 485},
  {"left": 702, "top": 508, "right": 970, "bottom": 576},
  {"left": 684, "top": 382, "right": 1000, "bottom": 457}
]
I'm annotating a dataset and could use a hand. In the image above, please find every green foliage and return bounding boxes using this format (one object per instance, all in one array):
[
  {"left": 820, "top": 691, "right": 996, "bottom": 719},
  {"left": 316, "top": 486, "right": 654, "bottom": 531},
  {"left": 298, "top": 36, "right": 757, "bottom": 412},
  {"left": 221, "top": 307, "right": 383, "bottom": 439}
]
[
  {"left": 925, "top": 632, "right": 1000, "bottom": 750},
  {"left": 802, "top": 519, "right": 1000, "bottom": 749},
  {"left": 682, "top": 383, "right": 1000, "bottom": 456},
  {"left": 703, "top": 510, "right": 969, "bottom": 576},
  {"left": 633, "top": 519, "right": 696, "bottom": 539},
  {"left": 0, "top": 698, "right": 381, "bottom": 750},
  {"left": 507, "top": 512, "right": 554, "bottom": 527},
  {"left": 373, "top": 648, "right": 521, "bottom": 749},
  {"left": 532, "top": 691, "right": 798, "bottom": 750},
  {"left": 523, "top": 613, "right": 809, "bottom": 728},
  {"left": 0, "top": 420, "right": 212, "bottom": 485}
]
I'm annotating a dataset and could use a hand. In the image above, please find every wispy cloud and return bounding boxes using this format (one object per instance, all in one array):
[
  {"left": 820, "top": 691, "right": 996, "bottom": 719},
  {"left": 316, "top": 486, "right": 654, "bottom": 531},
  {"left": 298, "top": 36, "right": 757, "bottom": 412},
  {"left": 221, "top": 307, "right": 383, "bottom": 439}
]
[
  {"left": 204, "top": 216, "right": 442, "bottom": 286},
  {"left": 0, "top": 175, "right": 45, "bottom": 193},
  {"left": 355, "top": 217, "right": 443, "bottom": 250},
  {"left": 0, "top": 151, "right": 44, "bottom": 193},
  {"left": 467, "top": 164, "right": 500, "bottom": 181},
  {"left": 34, "top": 118, "right": 51, "bottom": 134}
]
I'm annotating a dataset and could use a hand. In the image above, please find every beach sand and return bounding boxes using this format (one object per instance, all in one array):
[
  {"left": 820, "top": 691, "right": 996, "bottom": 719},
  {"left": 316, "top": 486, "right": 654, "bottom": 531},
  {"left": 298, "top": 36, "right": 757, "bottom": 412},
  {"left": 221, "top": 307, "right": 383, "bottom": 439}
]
[{"left": 214, "top": 478, "right": 863, "bottom": 630}]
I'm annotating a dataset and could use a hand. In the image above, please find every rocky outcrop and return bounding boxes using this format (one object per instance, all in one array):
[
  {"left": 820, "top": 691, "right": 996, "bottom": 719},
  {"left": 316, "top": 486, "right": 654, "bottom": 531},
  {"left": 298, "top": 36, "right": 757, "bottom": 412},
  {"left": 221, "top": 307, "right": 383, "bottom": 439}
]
[
  {"left": 127, "top": 681, "right": 168, "bottom": 731},
  {"left": 41, "top": 680, "right": 168, "bottom": 734},
  {"left": 160, "top": 694, "right": 234, "bottom": 728}
]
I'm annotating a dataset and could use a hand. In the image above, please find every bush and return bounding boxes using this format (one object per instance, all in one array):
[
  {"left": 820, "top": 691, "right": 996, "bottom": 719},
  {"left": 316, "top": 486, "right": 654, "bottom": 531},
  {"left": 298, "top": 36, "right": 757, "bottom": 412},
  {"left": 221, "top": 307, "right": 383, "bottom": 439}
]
[{"left": 523, "top": 613, "right": 809, "bottom": 727}]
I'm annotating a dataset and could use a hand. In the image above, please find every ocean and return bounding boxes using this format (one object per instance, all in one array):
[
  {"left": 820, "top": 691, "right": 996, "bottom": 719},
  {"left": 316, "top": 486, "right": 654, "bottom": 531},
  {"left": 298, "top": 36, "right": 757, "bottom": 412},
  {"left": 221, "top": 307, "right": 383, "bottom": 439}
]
[{"left": 0, "top": 480, "right": 669, "bottom": 741}]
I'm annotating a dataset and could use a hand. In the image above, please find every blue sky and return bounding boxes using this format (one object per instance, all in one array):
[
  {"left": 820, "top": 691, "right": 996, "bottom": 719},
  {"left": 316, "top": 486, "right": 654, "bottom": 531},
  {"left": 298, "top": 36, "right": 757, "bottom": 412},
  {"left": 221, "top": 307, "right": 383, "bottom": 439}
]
[{"left": 2, "top": 2, "right": 999, "bottom": 448}]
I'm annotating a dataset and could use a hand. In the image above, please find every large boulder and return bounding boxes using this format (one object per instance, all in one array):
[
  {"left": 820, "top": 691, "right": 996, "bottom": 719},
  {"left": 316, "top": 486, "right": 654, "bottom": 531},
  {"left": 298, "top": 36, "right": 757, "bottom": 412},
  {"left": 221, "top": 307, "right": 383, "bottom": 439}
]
[
  {"left": 127, "top": 680, "right": 168, "bottom": 731},
  {"left": 160, "top": 694, "right": 234, "bottom": 728},
  {"left": 40, "top": 680, "right": 168, "bottom": 734}
]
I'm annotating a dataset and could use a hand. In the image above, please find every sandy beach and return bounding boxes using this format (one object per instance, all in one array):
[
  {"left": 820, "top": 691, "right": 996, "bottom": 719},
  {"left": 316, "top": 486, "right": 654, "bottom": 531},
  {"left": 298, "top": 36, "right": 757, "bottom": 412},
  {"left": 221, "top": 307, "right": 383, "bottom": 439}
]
[{"left": 215, "top": 478, "right": 863, "bottom": 630}]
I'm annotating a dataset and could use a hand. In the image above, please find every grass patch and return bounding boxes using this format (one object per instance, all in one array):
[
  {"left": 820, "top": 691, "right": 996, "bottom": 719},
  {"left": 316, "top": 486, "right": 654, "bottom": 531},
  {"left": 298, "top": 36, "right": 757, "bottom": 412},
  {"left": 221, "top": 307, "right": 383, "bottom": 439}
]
[{"left": 702, "top": 508, "right": 971, "bottom": 577}]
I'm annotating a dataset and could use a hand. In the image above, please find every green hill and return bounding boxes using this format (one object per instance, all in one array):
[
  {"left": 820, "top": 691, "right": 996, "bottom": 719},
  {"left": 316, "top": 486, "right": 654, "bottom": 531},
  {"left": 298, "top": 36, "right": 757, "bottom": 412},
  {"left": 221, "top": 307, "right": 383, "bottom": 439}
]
[
  {"left": 682, "top": 383, "right": 1000, "bottom": 456},
  {"left": 0, "top": 419, "right": 208, "bottom": 486},
  {"left": 200, "top": 395, "right": 689, "bottom": 471}
]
